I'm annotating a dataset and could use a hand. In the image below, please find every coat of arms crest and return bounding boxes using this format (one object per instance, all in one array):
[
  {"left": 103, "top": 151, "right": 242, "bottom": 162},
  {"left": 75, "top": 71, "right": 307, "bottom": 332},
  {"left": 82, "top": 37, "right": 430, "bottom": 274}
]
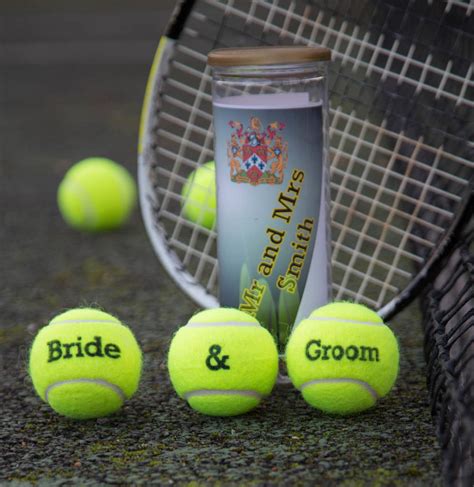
[{"left": 227, "top": 116, "right": 288, "bottom": 185}]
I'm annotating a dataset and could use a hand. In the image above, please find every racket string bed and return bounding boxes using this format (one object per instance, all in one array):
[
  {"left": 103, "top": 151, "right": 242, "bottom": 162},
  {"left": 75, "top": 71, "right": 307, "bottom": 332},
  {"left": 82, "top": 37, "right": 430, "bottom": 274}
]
[
  {"left": 141, "top": 0, "right": 473, "bottom": 312},
  {"left": 421, "top": 218, "right": 474, "bottom": 487}
]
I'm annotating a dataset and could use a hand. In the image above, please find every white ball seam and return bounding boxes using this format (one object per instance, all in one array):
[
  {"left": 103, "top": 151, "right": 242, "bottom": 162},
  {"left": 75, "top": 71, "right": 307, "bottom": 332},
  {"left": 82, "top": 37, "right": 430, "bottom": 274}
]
[
  {"left": 62, "top": 177, "right": 97, "bottom": 228},
  {"left": 44, "top": 378, "right": 127, "bottom": 403},
  {"left": 186, "top": 321, "right": 260, "bottom": 328},
  {"left": 307, "top": 317, "right": 385, "bottom": 326},
  {"left": 183, "top": 389, "right": 264, "bottom": 400},
  {"left": 299, "top": 377, "right": 379, "bottom": 400},
  {"left": 49, "top": 319, "right": 120, "bottom": 326}
]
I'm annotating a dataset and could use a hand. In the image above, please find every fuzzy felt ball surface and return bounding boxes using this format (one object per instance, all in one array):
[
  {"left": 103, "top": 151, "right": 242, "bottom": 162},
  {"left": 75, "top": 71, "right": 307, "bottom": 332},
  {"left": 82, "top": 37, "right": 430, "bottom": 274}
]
[
  {"left": 57, "top": 157, "right": 136, "bottom": 232},
  {"left": 168, "top": 308, "right": 278, "bottom": 416},
  {"left": 286, "top": 302, "right": 399, "bottom": 415},
  {"left": 29, "top": 308, "right": 142, "bottom": 419}
]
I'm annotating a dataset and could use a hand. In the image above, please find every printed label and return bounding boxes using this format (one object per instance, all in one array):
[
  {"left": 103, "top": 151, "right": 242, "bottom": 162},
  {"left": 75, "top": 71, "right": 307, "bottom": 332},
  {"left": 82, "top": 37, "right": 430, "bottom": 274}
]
[
  {"left": 305, "top": 340, "right": 380, "bottom": 362},
  {"left": 214, "top": 102, "right": 328, "bottom": 348},
  {"left": 47, "top": 336, "right": 121, "bottom": 362},
  {"left": 205, "top": 344, "right": 230, "bottom": 370}
]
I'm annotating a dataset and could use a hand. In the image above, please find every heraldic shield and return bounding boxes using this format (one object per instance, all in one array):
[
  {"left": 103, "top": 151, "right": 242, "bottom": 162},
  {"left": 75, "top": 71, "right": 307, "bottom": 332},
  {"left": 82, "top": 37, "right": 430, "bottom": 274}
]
[{"left": 227, "top": 116, "right": 288, "bottom": 185}]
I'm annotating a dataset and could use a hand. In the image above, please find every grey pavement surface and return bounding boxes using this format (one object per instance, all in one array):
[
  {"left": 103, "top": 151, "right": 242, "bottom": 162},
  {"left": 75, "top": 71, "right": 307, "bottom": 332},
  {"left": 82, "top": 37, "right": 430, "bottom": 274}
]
[{"left": 0, "top": 3, "right": 441, "bottom": 485}]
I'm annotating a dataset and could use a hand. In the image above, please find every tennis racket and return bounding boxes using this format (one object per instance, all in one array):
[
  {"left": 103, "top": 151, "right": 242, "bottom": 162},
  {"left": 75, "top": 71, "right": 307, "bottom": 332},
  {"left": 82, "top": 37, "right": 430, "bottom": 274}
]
[{"left": 138, "top": 0, "right": 473, "bottom": 321}]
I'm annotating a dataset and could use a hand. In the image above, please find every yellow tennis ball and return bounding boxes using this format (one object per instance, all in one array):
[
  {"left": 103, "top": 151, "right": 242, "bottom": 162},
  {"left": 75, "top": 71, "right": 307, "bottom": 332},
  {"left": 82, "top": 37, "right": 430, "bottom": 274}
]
[
  {"left": 181, "top": 161, "right": 216, "bottom": 230},
  {"left": 168, "top": 308, "right": 278, "bottom": 416},
  {"left": 29, "top": 308, "right": 142, "bottom": 420},
  {"left": 57, "top": 157, "right": 136, "bottom": 232},
  {"left": 286, "top": 302, "right": 399, "bottom": 416}
]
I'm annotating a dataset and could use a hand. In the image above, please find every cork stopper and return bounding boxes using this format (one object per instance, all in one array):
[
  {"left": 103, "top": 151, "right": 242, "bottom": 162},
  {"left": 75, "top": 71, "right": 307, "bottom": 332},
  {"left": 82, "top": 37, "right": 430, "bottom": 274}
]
[{"left": 208, "top": 46, "right": 331, "bottom": 68}]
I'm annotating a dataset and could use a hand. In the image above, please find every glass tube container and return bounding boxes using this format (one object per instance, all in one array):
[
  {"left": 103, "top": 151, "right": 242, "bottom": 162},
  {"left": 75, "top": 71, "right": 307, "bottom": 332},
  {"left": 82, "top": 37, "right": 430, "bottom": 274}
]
[{"left": 208, "top": 46, "right": 332, "bottom": 352}]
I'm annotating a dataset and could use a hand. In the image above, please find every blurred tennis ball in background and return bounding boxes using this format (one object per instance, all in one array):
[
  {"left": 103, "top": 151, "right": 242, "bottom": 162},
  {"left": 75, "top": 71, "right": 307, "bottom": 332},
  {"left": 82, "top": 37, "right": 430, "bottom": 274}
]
[
  {"left": 286, "top": 302, "right": 399, "bottom": 415},
  {"left": 29, "top": 308, "right": 142, "bottom": 419},
  {"left": 168, "top": 307, "right": 279, "bottom": 416},
  {"left": 181, "top": 161, "right": 216, "bottom": 230},
  {"left": 57, "top": 157, "right": 136, "bottom": 232}
]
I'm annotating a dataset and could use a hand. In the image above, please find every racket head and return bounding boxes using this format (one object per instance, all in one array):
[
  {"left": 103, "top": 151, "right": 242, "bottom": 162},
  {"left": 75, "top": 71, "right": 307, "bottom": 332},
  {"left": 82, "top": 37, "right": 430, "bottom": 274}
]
[
  {"left": 138, "top": 0, "right": 474, "bottom": 318},
  {"left": 138, "top": 33, "right": 219, "bottom": 309}
]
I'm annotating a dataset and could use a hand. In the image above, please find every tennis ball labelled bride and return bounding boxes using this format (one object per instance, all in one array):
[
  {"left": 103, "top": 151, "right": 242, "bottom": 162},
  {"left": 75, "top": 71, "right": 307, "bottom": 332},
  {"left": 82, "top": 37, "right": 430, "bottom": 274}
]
[{"left": 29, "top": 308, "right": 142, "bottom": 419}]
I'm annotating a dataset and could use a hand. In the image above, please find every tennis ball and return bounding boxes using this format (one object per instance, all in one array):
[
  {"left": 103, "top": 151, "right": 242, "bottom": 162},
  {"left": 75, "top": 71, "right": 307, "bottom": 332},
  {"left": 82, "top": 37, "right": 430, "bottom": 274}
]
[
  {"left": 286, "top": 302, "right": 399, "bottom": 416},
  {"left": 57, "top": 157, "right": 136, "bottom": 232},
  {"left": 29, "top": 308, "right": 142, "bottom": 420},
  {"left": 168, "top": 308, "right": 278, "bottom": 416},
  {"left": 181, "top": 161, "right": 216, "bottom": 230}
]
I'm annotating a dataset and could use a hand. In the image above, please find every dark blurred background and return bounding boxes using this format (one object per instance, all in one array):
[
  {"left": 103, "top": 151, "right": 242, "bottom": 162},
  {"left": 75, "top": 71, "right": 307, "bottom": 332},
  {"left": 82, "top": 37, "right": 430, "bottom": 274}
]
[{"left": 1, "top": 1, "right": 179, "bottom": 326}]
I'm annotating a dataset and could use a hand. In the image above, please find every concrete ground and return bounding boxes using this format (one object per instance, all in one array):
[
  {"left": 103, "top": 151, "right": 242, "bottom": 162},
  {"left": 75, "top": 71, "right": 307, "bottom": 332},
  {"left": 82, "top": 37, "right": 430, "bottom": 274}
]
[{"left": 0, "top": 3, "right": 441, "bottom": 485}]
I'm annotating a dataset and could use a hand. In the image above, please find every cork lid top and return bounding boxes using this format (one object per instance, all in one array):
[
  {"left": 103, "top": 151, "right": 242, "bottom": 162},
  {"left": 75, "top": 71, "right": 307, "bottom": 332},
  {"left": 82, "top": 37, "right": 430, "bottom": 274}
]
[{"left": 208, "top": 46, "right": 331, "bottom": 67}]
